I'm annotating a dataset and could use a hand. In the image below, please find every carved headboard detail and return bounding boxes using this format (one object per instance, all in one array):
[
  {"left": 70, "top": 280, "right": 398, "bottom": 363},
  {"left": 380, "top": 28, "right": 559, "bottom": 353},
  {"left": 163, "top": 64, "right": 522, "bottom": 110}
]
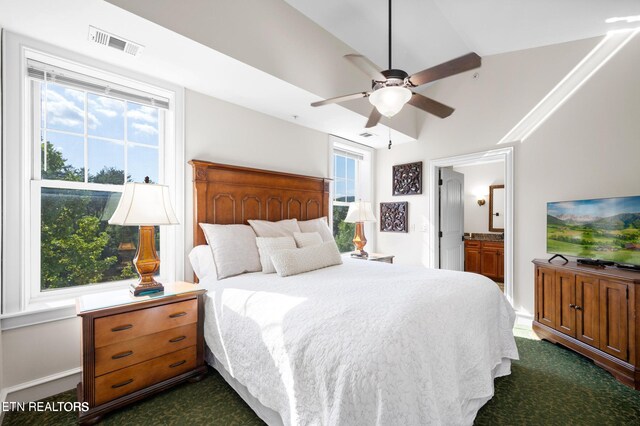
[{"left": 189, "top": 160, "right": 331, "bottom": 247}]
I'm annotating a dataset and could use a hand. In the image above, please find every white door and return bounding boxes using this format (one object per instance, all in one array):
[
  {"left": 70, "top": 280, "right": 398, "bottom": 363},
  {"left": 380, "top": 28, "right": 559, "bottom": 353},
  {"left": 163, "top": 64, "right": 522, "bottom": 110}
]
[{"left": 439, "top": 168, "right": 464, "bottom": 271}]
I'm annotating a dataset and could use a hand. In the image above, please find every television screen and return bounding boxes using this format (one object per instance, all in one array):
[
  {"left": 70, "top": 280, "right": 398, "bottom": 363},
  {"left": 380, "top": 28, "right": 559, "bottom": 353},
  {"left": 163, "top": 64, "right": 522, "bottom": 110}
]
[{"left": 547, "top": 195, "right": 640, "bottom": 265}]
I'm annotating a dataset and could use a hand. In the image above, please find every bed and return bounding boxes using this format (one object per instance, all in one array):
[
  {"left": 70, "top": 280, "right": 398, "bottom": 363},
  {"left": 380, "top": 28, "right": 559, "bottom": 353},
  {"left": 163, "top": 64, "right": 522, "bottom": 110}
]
[{"left": 189, "top": 160, "right": 518, "bottom": 426}]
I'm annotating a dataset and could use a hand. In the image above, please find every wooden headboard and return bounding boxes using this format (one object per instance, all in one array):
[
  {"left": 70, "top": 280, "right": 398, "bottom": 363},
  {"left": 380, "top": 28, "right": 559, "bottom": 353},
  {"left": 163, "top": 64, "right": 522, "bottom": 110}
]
[{"left": 189, "top": 160, "right": 331, "bottom": 247}]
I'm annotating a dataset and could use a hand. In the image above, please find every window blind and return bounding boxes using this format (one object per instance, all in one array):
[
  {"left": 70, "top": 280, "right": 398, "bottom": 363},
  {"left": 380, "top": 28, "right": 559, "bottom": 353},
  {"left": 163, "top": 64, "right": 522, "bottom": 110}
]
[
  {"left": 334, "top": 148, "right": 364, "bottom": 161},
  {"left": 27, "top": 59, "right": 170, "bottom": 109}
]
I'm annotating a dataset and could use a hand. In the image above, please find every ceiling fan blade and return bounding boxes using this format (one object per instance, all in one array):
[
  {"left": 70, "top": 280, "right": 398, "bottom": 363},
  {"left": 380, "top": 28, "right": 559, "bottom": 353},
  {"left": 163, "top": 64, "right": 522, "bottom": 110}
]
[
  {"left": 365, "top": 107, "right": 382, "bottom": 128},
  {"left": 311, "top": 92, "right": 368, "bottom": 107},
  {"left": 408, "top": 52, "right": 481, "bottom": 87},
  {"left": 344, "top": 54, "right": 386, "bottom": 81},
  {"left": 408, "top": 93, "right": 455, "bottom": 118}
]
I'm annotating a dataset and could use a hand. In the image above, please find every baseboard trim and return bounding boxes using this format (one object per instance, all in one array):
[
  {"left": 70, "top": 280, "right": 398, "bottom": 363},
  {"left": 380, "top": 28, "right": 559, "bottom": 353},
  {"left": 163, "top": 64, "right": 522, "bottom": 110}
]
[
  {"left": 515, "top": 310, "right": 534, "bottom": 329},
  {"left": 1, "top": 367, "right": 81, "bottom": 404}
]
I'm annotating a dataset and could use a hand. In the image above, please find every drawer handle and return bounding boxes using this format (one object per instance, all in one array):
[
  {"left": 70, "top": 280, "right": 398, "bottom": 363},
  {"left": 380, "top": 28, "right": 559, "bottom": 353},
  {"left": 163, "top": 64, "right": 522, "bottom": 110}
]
[
  {"left": 112, "top": 350, "right": 134, "bottom": 360},
  {"left": 169, "top": 312, "right": 187, "bottom": 318},
  {"left": 111, "top": 324, "right": 133, "bottom": 332},
  {"left": 169, "top": 360, "right": 186, "bottom": 368},
  {"left": 111, "top": 379, "right": 133, "bottom": 389},
  {"left": 169, "top": 336, "right": 186, "bottom": 343}
]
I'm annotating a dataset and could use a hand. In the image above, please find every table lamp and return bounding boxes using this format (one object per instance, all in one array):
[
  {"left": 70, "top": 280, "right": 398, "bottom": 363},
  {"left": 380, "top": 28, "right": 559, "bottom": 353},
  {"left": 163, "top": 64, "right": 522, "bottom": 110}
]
[
  {"left": 344, "top": 200, "right": 376, "bottom": 257},
  {"left": 109, "top": 177, "right": 179, "bottom": 296}
]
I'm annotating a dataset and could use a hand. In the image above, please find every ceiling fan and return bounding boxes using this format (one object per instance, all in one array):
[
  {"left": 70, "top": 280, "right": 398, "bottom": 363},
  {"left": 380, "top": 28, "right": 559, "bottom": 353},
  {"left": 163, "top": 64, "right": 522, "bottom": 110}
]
[{"left": 310, "top": 0, "right": 481, "bottom": 128}]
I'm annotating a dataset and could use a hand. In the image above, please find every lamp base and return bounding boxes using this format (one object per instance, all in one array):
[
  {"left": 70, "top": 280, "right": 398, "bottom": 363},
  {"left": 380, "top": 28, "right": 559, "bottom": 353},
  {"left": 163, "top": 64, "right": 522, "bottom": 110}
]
[
  {"left": 131, "top": 225, "right": 163, "bottom": 297},
  {"left": 130, "top": 280, "right": 164, "bottom": 296},
  {"left": 352, "top": 222, "right": 368, "bottom": 256}
]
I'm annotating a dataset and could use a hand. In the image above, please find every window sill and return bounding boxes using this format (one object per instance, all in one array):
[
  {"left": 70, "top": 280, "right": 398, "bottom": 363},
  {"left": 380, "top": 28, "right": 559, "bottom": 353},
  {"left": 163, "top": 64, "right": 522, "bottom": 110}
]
[
  {"left": 0, "top": 302, "right": 77, "bottom": 331},
  {"left": 1, "top": 279, "right": 139, "bottom": 331}
]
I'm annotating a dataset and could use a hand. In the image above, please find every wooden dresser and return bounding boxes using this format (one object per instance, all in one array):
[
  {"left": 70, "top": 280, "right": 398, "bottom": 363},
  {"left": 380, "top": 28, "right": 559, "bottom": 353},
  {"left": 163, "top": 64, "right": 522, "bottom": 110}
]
[
  {"left": 532, "top": 259, "right": 640, "bottom": 389},
  {"left": 77, "top": 282, "right": 208, "bottom": 424},
  {"left": 464, "top": 240, "right": 504, "bottom": 281}
]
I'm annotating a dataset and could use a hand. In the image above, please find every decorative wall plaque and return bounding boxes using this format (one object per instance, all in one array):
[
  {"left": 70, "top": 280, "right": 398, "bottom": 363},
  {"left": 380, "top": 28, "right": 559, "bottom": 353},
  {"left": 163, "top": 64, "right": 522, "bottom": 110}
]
[
  {"left": 380, "top": 202, "right": 408, "bottom": 233},
  {"left": 392, "top": 161, "right": 422, "bottom": 195}
]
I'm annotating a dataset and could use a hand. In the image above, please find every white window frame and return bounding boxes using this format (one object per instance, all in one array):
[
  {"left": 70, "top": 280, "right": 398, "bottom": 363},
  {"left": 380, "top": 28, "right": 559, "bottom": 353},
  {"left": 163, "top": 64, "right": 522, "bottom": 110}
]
[
  {"left": 329, "top": 135, "right": 375, "bottom": 249},
  {"left": 2, "top": 32, "right": 185, "bottom": 314}
]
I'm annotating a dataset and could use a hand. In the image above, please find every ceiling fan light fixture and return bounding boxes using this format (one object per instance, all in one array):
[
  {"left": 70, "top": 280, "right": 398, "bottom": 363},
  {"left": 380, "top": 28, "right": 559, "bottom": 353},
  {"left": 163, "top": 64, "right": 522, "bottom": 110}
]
[{"left": 369, "top": 86, "right": 412, "bottom": 117}]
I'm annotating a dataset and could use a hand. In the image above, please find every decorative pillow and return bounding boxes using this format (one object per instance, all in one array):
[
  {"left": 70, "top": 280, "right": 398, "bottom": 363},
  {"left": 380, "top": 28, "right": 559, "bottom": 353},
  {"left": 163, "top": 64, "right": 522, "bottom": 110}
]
[
  {"left": 298, "top": 217, "right": 334, "bottom": 242},
  {"left": 255, "top": 236, "right": 297, "bottom": 273},
  {"left": 293, "top": 231, "right": 323, "bottom": 248},
  {"left": 199, "top": 223, "right": 261, "bottom": 279},
  {"left": 188, "top": 245, "right": 217, "bottom": 280},
  {"left": 248, "top": 219, "right": 301, "bottom": 237},
  {"left": 271, "top": 241, "right": 343, "bottom": 277}
]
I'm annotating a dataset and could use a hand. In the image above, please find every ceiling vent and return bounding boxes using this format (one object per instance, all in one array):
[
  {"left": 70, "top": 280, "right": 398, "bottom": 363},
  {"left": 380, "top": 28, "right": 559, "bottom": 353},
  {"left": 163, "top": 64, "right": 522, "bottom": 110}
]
[
  {"left": 88, "top": 26, "right": 144, "bottom": 57},
  {"left": 359, "top": 132, "right": 374, "bottom": 138}
]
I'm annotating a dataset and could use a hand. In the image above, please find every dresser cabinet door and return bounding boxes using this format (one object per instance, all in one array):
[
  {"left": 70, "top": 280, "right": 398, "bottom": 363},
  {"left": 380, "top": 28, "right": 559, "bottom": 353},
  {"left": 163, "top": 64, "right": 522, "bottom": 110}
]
[
  {"left": 599, "top": 280, "right": 628, "bottom": 361},
  {"left": 576, "top": 275, "right": 600, "bottom": 347},
  {"left": 536, "top": 267, "right": 556, "bottom": 329},
  {"left": 555, "top": 271, "right": 576, "bottom": 338}
]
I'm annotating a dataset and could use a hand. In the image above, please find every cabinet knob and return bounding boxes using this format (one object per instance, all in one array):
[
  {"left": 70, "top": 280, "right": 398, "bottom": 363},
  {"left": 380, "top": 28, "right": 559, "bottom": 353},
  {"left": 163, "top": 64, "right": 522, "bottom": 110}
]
[
  {"left": 575, "top": 305, "right": 582, "bottom": 311},
  {"left": 569, "top": 304, "right": 576, "bottom": 308}
]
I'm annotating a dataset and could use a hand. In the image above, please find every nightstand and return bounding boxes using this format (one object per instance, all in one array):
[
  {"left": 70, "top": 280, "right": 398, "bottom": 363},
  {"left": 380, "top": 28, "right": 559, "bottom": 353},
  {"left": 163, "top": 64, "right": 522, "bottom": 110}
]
[
  {"left": 349, "top": 252, "right": 395, "bottom": 264},
  {"left": 76, "top": 282, "right": 207, "bottom": 425}
]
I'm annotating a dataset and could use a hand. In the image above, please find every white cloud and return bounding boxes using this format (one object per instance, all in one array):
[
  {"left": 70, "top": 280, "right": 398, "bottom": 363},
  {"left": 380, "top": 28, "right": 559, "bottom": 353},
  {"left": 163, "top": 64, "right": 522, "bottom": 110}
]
[
  {"left": 127, "top": 106, "right": 157, "bottom": 124},
  {"left": 46, "top": 89, "right": 91, "bottom": 129},
  {"left": 132, "top": 122, "right": 158, "bottom": 135},
  {"left": 88, "top": 95, "right": 124, "bottom": 119}
]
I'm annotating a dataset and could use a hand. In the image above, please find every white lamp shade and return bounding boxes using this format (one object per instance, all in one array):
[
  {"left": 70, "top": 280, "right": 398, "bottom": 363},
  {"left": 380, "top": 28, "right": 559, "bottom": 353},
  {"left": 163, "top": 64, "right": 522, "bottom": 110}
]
[
  {"left": 109, "top": 182, "right": 179, "bottom": 226},
  {"left": 344, "top": 201, "right": 376, "bottom": 223},
  {"left": 369, "top": 86, "right": 412, "bottom": 117}
]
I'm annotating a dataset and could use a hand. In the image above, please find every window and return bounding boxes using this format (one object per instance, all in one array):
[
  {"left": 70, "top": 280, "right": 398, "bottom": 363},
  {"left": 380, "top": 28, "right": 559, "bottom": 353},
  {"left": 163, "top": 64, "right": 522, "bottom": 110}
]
[
  {"left": 3, "top": 35, "right": 183, "bottom": 315},
  {"left": 26, "top": 57, "right": 174, "bottom": 299},
  {"left": 332, "top": 147, "right": 365, "bottom": 253}
]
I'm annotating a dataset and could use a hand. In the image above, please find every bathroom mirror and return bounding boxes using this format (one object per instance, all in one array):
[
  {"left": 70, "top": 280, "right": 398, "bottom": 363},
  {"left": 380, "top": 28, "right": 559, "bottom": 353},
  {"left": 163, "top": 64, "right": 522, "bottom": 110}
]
[{"left": 489, "top": 184, "right": 505, "bottom": 232}]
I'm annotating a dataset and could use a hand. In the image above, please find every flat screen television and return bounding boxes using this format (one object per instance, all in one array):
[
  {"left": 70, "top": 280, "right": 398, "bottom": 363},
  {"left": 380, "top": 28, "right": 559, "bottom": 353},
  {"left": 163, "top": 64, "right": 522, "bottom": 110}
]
[{"left": 547, "top": 195, "right": 640, "bottom": 266}]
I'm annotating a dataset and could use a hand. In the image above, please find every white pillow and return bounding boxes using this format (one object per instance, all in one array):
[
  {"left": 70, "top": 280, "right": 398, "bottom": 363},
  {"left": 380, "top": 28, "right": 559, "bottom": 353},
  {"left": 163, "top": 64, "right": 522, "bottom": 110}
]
[
  {"left": 298, "top": 217, "right": 334, "bottom": 242},
  {"left": 255, "top": 236, "right": 297, "bottom": 273},
  {"left": 188, "top": 245, "right": 217, "bottom": 280},
  {"left": 248, "top": 219, "right": 301, "bottom": 237},
  {"left": 270, "top": 241, "right": 343, "bottom": 277},
  {"left": 293, "top": 232, "right": 323, "bottom": 248},
  {"left": 199, "top": 223, "right": 261, "bottom": 279}
]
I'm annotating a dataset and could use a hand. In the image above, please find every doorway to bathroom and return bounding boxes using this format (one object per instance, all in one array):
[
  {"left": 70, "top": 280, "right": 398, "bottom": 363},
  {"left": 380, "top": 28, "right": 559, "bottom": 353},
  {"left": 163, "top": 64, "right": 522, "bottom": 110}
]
[{"left": 428, "top": 147, "right": 514, "bottom": 303}]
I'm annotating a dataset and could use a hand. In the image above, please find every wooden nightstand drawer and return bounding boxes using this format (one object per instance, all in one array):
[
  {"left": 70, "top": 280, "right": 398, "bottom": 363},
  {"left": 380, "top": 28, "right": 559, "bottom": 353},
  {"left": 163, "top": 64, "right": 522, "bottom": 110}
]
[
  {"left": 94, "top": 346, "right": 196, "bottom": 405},
  {"left": 95, "top": 299, "right": 197, "bottom": 347},
  {"left": 95, "top": 323, "right": 197, "bottom": 376}
]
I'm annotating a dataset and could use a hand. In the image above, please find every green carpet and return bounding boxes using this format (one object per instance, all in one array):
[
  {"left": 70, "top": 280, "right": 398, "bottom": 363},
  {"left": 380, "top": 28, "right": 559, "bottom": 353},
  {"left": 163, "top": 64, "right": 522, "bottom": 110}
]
[{"left": 4, "top": 337, "right": 639, "bottom": 425}]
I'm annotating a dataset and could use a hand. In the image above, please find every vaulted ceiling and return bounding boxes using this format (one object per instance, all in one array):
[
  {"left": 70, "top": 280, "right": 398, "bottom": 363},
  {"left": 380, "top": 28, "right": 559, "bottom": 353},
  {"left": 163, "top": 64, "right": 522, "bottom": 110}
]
[
  {"left": 285, "top": 0, "right": 640, "bottom": 76},
  {"left": 2, "top": 0, "right": 639, "bottom": 148}
]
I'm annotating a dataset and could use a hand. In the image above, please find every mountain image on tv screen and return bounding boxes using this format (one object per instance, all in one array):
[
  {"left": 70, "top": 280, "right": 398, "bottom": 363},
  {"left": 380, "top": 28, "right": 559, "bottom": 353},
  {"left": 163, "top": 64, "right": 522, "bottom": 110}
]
[{"left": 547, "top": 195, "right": 640, "bottom": 266}]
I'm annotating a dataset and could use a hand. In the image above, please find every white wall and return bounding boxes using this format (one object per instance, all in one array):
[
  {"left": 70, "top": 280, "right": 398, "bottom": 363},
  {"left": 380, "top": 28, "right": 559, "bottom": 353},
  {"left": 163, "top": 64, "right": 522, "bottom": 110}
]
[
  {"left": 375, "top": 35, "right": 640, "bottom": 318},
  {"left": 452, "top": 162, "right": 504, "bottom": 234}
]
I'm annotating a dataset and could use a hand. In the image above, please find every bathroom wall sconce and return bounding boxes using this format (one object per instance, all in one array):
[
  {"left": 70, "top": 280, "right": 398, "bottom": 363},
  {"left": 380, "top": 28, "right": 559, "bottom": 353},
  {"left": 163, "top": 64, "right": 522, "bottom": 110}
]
[{"left": 477, "top": 198, "right": 486, "bottom": 206}]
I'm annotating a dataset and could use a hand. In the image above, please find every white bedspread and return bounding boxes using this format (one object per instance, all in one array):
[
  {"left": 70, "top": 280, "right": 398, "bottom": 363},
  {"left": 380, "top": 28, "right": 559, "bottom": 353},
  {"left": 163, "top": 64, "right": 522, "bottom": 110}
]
[{"left": 200, "top": 258, "right": 518, "bottom": 426}]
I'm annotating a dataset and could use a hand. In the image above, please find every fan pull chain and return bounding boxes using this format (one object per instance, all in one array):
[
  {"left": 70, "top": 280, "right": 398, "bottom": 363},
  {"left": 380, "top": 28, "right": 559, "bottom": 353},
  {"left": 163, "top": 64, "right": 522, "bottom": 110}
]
[{"left": 388, "top": 127, "right": 392, "bottom": 150}]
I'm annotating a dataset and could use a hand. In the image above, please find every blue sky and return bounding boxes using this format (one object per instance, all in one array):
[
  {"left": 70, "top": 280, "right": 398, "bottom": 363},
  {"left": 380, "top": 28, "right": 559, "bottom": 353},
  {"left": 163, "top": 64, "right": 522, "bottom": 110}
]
[
  {"left": 42, "top": 82, "right": 159, "bottom": 183},
  {"left": 334, "top": 154, "right": 356, "bottom": 200},
  {"left": 548, "top": 196, "right": 640, "bottom": 218}
]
